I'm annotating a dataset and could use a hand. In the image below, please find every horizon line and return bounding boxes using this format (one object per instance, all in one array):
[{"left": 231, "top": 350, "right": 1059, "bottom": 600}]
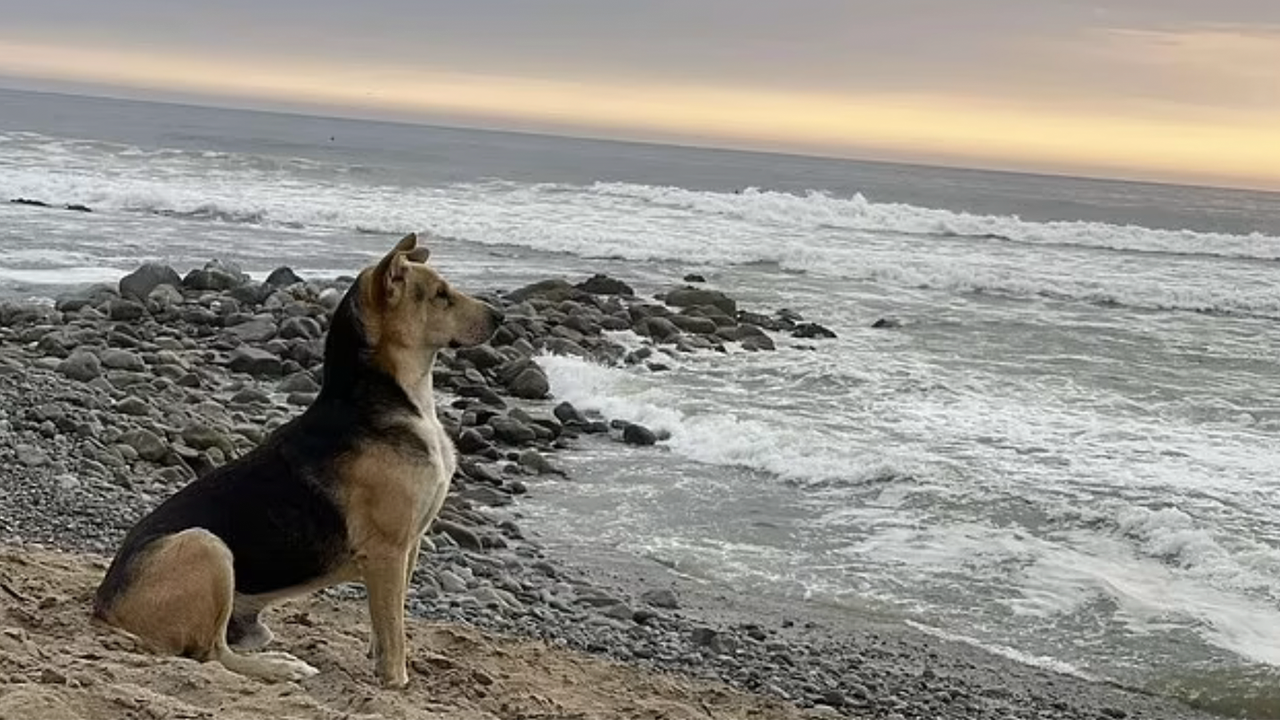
[{"left": 4, "top": 79, "right": 1280, "bottom": 198}]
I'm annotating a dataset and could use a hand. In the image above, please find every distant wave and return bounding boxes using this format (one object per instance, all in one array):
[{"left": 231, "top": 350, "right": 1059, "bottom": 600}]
[
  {"left": 6, "top": 132, "right": 1280, "bottom": 318},
  {"left": 588, "top": 183, "right": 1280, "bottom": 262}
]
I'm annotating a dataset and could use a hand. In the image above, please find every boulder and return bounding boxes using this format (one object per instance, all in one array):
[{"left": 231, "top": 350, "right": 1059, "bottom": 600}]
[
  {"left": 622, "top": 423, "right": 658, "bottom": 446},
  {"left": 119, "top": 263, "right": 182, "bottom": 300},
  {"left": 506, "top": 279, "right": 575, "bottom": 304},
  {"left": 575, "top": 274, "right": 634, "bottom": 296},
  {"left": 792, "top": 322, "right": 837, "bottom": 339},
  {"left": 663, "top": 287, "right": 736, "bottom": 315},
  {"left": 264, "top": 266, "right": 304, "bottom": 289}
]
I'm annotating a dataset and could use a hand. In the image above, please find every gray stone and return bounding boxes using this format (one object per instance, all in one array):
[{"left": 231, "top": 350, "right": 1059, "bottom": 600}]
[
  {"left": 100, "top": 349, "right": 145, "bottom": 372},
  {"left": 663, "top": 287, "right": 737, "bottom": 315},
  {"left": 277, "top": 372, "right": 320, "bottom": 393},
  {"left": 437, "top": 569, "right": 469, "bottom": 594},
  {"left": 506, "top": 278, "right": 575, "bottom": 304},
  {"left": 265, "top": 266, "right": 304, "bottom": 288},
  {"left": 507, "top": 366, "right": 550, "bottom": 400},
  {"left": 640, "top": 588, "right": 679, "bottom": 609},
  {"left": 115, "top": 396, "right": 151, "bottom": 416},
  {"left": 57, "top": 351, "right": 101, "bottom": 382},
  {"left": 227, "top": 318, "right": 278, "bottom": 343},
  {"left": 278, "top": 316, "right": 321, "bottom": 340},
  {"left": 230, "top": 387, "right": 271, "bottom": 405},
  {"left": 455, "top": 344, "right": 504, "bottom": 370},
  {"left": 145, "top": 284, "right": 184, "bottom": 313},
  {"left": 16, "top": 444, "right": 49, "bottom": 467},
  {"left": 575, "top": 274, "right": 634, "bottom": 296},
  {"left": 622, "top": 423, "right": 658, "bottom": 446},
  {"left": 517, "top": 449, "right": 560, "bottom": 475},
  {"left": 635, "top": 316, "right": 681, "bottom": 343},
  {"left": 119, "top": 263, "right": 182, "bottom": 300},
  {"left": 120, "top": 429, "right": 167, "bottom": 462},
  {"left": 227, "top": 347, "right": 283, "bottom": 376},
  {"left": 490, "top": 416, "right": 537, "bottom": 445},
  {"left": 105, "top": 299, "right": 146, "bottom": 321},
  {"left": 741, "top": 334, "right": 776, "bottom": 352}
]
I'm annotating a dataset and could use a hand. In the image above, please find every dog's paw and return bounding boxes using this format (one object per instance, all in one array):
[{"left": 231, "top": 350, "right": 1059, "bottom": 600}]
[
  {"left": 260, "top": 652, "right": 320, "bottom": 682},
  {"left": 377, "top": 665, "right": 409, "bottom": 689}
]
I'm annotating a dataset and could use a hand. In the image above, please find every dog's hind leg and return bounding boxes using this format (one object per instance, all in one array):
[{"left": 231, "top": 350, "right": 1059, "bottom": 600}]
[
  {"left": 227, "top": 594, "right": 274, "bottom": 651},
  {"left": 104, "top": 528, "right": 317, "bottom": 683}
]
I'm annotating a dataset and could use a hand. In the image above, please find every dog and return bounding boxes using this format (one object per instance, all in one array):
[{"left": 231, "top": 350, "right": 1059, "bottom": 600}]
[{"left": 93, "top": 233, "right": 503, "bottom": 686}]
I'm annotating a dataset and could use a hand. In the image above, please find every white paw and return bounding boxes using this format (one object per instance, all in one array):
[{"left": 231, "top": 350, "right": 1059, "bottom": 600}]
[{"left": 262, "top": 652, "right": 320, "bottom": 681}]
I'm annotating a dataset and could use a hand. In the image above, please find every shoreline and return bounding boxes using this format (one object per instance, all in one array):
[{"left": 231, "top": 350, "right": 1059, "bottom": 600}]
[{"left": 0, "top": 259, "right": 1227, "bottom": 719}]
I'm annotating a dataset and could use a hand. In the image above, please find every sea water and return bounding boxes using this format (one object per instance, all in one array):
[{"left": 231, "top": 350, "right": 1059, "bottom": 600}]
[{"left": 4, "top": 87, "right": 1280, "bottom": 704}]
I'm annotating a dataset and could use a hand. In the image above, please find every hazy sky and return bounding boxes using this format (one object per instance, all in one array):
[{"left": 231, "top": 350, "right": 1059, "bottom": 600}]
[{"left": 2, "top": 0, "right": 1279, "bottom": 188}]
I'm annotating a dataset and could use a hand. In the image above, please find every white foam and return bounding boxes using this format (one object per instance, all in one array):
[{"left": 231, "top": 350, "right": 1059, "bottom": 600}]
[
  {"left": 905, "top": 620, "right": 1099, "bottom": 680},
  {"left": 538, "top": 353, "right": 917, "bottom": 485}
]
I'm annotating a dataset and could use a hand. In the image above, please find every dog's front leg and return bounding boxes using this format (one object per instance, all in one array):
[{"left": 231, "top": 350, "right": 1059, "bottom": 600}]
[{"left": 359, "top": 546, "right": 411, "bottom": 688}]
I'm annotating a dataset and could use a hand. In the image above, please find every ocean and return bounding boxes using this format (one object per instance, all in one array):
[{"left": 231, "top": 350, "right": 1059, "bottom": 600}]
[{"left": 4, "top": 86, "right": 1280, "bottom": 704}]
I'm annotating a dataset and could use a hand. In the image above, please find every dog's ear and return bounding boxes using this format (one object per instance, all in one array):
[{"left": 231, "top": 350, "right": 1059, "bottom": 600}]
[
  {"left": 374, "top": 234, "right": 417, "bottom": 304},
  {"left": 406, "top": 246, "right": 430, "bottom": 263}
]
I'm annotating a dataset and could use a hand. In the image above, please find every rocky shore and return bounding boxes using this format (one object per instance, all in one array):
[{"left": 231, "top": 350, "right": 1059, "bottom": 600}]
[{"left": 0, "top": 258, "right": 1222, "bottom": 719}]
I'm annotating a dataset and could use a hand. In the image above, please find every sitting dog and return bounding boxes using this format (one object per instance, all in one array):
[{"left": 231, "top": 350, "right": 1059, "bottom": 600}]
[{"left": 94, "top": 234, "right": 503, "bottom": 686}]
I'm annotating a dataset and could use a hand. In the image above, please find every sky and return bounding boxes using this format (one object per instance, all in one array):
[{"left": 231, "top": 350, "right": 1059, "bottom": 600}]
[{"left": 1, "top": 0, "right": 1279, "bottom": 190}]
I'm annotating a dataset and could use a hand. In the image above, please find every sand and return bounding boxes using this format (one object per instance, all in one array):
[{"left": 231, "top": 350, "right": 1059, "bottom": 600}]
[{"left": 0, "top": 547, "right": 809, "bottom": 720}]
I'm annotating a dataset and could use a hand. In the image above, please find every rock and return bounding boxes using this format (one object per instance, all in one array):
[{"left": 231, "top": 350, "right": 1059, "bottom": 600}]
[
  {"left": 119, "top": 263, "right": 182, "bottom": 300},
  {"left": 434, "top": 519, "right": 486, "bottom": 551},
  {"left": 683, "top": 273, "right": 707, "bottom": 283},
  {"left": 517, "top": 448, "right": 561, "bottom": 475},
  {"left": 575, "top": 274, "right": 634, "bottom": 296},
  {"left": 455, "top": 344, "right": 504, "bottom": 371},
  {"left": 16, "top": 444, "right": 49, "bottom": 467},
  {"left": 792, "top": 322, "right": 837, "bottom": 339},
  {"left": 277, "top": 316, "right": 321, "bottom": 341},
  {"left": 599, "top": 602, "right": 636, "bottom": 621},
  {"left": 670, "top": 314, "right": 719, "bottom": 335},
  {"left": 437, "top": 569, "right": 469, "bottom": 594},
  {"left": 120, "top": 429, "right": 167, "bottom": 462},
  {"left": 553, "top": 401, "right": 590, "bottom": 426},
  {"left": 183, "top": 261, "right": 248, "bottom": 291},
  {"left": 622, "top": 423, "right": 658, "bottom": 446},
  {"left": 506, "top": 279, "right": 575, "bottom": 304},
  {"left": 115, "top": 396, "right": 151, "bottom": 416},
  {"left": 507, "top": 366, "right": 550, "bottom": 400},
  {"left": 230, "top": 387, "right": 271, "bottom": 405},
  {"left": 663, "top": 287, "right": 737, "bottom": 315},
  {"left": 490, "top": 416, "right": 537, "bottom": 445},
  {"left": 227, "top": 318, "right": 278, "bottom": 343},
  {"left": 640, "top": 588, "right": 679, "bottom": 609},
  {"left": 871, "top": 317, "right": 902, "bottom": 329},
  {"left": 145, "top": 284, "right": 184, "bottom": 313},
  {"left": 635, "top": 316, "right": 681, "bottom": 343},
  {"left": 277, "top": 372, "right": 320, "bottom": 393},
  {"left": 105, "top": 298, "right": 146, "bottom": 321},
  {"left": 181, "top": 423, "right": 228, "bottom": 451},
  {"left": 741, "top": 334, "right": 776, "bottom": 352},
  {"left": 56, "top": 351, "right": 101, "bottom": 382},
  {"left": 228, "top": 346, "right": 283, "bottom": 376},
  {"left": 456, "top": 429, "right": 494, "bottom": 455},
  {"left": 264, "top": 266, "right": 304, "bottom": 288},
  {"left": 100, "top": 348, "right": 145, "bottom": 372}
]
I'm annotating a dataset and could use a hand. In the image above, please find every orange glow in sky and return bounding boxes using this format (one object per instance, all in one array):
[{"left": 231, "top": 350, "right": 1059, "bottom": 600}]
[{"left": 1, "top": 37, "right": 1278, "bottom": 190}]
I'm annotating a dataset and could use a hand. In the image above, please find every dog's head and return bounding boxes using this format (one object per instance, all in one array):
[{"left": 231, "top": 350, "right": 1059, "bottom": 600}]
[{"left": 357, "top": 233, "right": 503, "bottom": 360}]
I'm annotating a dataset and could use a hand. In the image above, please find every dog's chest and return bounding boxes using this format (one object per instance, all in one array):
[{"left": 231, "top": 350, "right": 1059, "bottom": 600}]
[{"left": 406, "top": 414, "right": 456, "bottom": 532}]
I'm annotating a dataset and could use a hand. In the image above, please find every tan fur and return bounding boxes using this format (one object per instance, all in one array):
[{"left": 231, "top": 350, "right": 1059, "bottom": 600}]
[
  {"left": 99, "top": 234, "right": 498, "bottom": 688},
  {"left": 100, "top": 529, "right": 319, "bottom": 682}
]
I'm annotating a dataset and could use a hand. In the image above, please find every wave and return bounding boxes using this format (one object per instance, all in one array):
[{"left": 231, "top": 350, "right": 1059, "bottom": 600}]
[
  {"left": 6, "top": 132, "right": 1280, "bottom": 318},
  {"left": 588, "top": 183, "right": 1280, "bottom": 262},
  {"left": 537, "top": 353, "right": 919, "bottom": 487}
]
